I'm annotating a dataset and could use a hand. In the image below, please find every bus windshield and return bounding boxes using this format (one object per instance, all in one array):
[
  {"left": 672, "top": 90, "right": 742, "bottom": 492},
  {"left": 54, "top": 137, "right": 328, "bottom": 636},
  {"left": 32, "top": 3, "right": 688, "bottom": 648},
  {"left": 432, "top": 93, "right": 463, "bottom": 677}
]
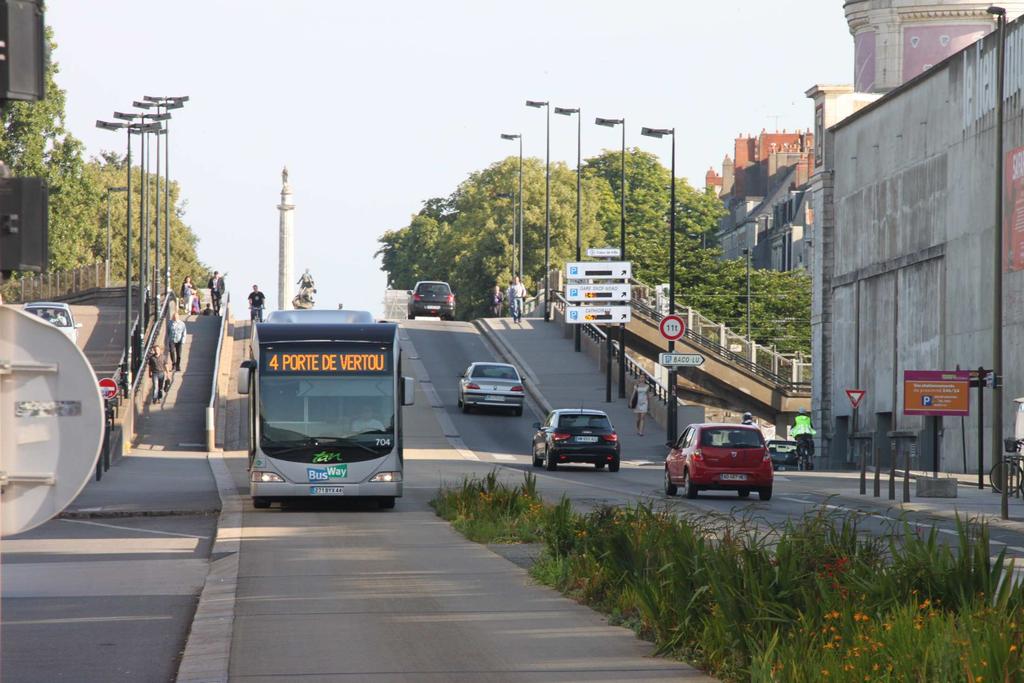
[{"left": 258, "top": 343, "right": 395, "bottom": 462}]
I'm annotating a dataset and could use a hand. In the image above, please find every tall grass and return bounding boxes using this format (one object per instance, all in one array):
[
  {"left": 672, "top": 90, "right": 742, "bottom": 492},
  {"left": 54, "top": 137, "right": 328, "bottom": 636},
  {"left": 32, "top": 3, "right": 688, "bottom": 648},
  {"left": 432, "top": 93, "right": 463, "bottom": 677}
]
[{"left": 434, "top": 472, "right": 1024, "bottom": 682}]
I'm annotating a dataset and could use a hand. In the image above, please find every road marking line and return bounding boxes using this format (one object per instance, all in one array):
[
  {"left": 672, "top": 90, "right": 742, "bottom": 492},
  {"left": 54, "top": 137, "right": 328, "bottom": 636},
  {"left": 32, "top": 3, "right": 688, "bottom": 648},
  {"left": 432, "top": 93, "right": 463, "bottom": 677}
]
[
  {"left": 492, "top": 454, "right": 519, "bottom": 461},
  {"left": 59, "top": 518, "right": 210, "bottom": 540},
  {"left": 4, "top": 615, "right": 175, "bottom": 626}
]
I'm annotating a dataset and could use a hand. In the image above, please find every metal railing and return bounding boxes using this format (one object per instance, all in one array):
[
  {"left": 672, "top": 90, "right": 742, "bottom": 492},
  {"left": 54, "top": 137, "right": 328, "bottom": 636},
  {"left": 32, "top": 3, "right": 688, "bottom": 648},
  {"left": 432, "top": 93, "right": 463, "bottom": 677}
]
[
  {"left": 5, "top": 261, "right": 117, "bottom": 303},
  {"left": 207, "top": 292, "right": 230, "bottom": 451},
  {"left": 626, "top": 281, "right": 811, "bottom": 392}
]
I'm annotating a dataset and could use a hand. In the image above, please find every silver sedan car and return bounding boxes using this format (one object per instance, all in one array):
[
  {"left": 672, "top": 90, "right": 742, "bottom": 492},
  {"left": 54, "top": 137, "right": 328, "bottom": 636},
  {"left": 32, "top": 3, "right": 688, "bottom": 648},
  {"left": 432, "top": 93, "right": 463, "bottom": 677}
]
[{"left": 457, "top": 362, "right": 525, "bottom": 416}]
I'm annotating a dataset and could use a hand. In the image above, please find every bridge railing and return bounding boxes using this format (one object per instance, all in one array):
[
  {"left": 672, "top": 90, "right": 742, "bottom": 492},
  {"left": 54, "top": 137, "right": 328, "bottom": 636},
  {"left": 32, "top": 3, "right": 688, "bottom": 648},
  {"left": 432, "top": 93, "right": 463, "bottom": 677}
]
[
  {"left": 3, "top": 261, "right": 115, "bottom": 303},
  {"left": 628, "top": 280, "right": 811, "bottom": 391}
]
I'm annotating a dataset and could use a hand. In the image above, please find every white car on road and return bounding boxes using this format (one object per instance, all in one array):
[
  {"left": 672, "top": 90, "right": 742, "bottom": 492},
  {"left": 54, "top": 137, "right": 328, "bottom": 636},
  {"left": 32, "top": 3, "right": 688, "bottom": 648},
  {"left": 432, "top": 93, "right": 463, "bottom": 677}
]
[
  {"left": 23, "top": 302, "right": 82, "bottom": 345},
  {"left": 457, "top": 362, "right": 525, "bottom": 416}
]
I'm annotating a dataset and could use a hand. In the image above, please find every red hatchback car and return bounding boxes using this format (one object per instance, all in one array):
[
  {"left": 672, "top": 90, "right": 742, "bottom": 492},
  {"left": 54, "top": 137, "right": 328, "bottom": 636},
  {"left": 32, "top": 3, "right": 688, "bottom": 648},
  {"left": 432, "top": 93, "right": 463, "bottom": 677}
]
[{"left": 665, "top": 423, "right": 773, "bottom": 500}]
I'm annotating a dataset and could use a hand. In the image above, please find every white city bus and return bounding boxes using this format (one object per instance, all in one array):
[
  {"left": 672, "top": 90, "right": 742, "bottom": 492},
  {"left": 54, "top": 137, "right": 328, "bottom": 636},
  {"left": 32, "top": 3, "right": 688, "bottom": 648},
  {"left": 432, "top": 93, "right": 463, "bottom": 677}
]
[{"left": 237, "top": 310, "right": 414, "bottom": 509}]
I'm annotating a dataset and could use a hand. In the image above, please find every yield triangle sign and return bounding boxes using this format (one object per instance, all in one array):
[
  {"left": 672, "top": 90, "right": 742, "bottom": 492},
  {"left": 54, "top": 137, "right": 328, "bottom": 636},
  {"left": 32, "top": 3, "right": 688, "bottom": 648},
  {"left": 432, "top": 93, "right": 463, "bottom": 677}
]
[{"left": 846, "top": 389, "right": 866, "bottom": 409}]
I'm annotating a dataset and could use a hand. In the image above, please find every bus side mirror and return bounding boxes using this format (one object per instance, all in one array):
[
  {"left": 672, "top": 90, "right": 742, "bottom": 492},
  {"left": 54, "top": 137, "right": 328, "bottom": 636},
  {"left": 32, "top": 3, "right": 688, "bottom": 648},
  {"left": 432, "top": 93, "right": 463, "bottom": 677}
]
[
  {"left": 237, "top": 360, "right": 255, "bottom": 395},
  {"left": 402, "top": 376, "right": 415, "bottom": 406}
]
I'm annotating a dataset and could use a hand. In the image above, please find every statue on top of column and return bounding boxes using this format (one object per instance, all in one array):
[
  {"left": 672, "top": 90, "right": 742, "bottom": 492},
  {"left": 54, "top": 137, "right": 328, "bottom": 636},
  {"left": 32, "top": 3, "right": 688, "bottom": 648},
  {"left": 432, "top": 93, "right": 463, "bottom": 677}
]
[{"left": 292, "top": 268, "right": 316, "bottom": 309}]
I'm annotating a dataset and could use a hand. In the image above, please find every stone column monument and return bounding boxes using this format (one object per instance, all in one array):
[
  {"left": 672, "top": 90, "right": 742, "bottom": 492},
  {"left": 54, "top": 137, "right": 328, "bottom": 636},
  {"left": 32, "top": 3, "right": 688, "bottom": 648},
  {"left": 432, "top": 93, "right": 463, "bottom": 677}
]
[{"left": 277, "top": 166, "right": 294, "bottom": 311}]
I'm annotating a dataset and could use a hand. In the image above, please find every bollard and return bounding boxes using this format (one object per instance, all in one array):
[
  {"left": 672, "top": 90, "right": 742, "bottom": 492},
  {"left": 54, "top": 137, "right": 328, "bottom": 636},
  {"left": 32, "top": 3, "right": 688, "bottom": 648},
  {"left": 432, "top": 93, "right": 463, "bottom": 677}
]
[
  {"left": 889, "top": 441, "right": 896, "bottom": 500},
  {"left": 903, "top": 444, "right": 911, "bottom": 502},
  {"left": 860, "top": 445, "right": 867, "bottom": 495},
  {"left": 873, "top": 447, "right": 881, "bottom": 497}
]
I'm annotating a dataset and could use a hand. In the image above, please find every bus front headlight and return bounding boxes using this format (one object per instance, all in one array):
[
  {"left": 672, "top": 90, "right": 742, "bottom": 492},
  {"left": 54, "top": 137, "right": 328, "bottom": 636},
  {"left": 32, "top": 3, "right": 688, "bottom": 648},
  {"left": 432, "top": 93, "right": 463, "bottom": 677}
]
[
  {"left": 251, "top": 471, "right": 285, "bottom": 483},
  {"left": 370, "top": 471, "right": 401, "bottom": 483}
]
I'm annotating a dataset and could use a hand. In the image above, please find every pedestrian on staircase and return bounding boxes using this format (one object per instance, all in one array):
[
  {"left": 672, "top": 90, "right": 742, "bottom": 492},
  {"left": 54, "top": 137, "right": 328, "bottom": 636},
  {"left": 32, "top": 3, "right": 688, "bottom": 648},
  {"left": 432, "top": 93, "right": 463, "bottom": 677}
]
[
  {"left": 180, "top": 276, "right": 196, "bottom": 317},
  {"left": 208, "top": 271, "right": 226, "bottom": 315},
  {"left": 169, "top": 312, "right": 187, "bottom": 372},
  {"left": 147, "top": 344, "right": 172, "bottom": 404}
]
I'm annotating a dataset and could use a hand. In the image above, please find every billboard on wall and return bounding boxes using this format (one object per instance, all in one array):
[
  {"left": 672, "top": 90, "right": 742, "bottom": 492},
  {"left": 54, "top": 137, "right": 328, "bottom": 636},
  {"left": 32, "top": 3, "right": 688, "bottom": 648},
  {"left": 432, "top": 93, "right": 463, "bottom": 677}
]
[{"left": 1004, "top": 146, "right": 1024, "bottom": 272}]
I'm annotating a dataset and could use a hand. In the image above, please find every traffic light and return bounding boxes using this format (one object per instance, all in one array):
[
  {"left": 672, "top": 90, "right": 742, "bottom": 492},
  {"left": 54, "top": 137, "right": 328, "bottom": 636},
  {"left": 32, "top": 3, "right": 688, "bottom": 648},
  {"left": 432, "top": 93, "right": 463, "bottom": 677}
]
[
  {"left": 0, "top": 0, "right": 45, "bottom": 102},
  {"left": 0, "top": 176, "right": 47, "bottom": 274}
]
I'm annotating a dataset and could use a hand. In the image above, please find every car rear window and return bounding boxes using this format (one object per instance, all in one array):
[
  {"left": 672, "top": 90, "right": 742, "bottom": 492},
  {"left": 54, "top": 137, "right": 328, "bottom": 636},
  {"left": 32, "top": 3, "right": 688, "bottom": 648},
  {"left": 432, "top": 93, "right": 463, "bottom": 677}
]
[
  {"left": 471, "top": 365, "right": 519, "bottom": 380},
  {"left": 417, "top": 283, "right": 451, "bottom": 297},
  {"left": 768, "top": 442, "right": 798, "bottom": 453},
  {"left": 700, "top": 428, "right": 763, "bottom": 448},
  {"left": 28, "top": 307, "right": 72, "bottom": 327},
  {"left": 558, "top": 414, "right": 612, "bottom": 430}
]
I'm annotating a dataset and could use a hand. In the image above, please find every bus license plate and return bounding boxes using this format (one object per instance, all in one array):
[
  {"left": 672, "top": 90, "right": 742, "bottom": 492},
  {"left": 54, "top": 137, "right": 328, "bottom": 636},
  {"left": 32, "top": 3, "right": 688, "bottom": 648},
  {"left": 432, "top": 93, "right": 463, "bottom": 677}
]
[
  {"left": 720, "top": 473, "right": 747, "bottom": 481},
  {"left": 309, "top": 486, "right": 345, "bottom": 495}
]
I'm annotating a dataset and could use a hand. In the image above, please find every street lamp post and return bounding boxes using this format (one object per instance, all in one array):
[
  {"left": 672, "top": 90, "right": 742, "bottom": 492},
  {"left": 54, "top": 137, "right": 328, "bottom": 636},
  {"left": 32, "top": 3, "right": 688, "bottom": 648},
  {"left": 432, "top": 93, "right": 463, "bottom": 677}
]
[
  {"left": 989, "top": 5, "right": 1008, "bottom": 519},
  {"left": 526, "top": 100, "right": 550, "bottom": 320},
  {"left": 641, "top": 125, "right": 678, "bottom": 443},
  {"left": 144, "top": 96, "right": 188, "bottom": 293},
  {"left": 105, "top": 186, "right": 128, "bottom": 285},
  {"left": 114, "top": 110, "right": 168, "bottom": 324},
  {"left": 743, "top": 248, "right": 752, "bottom": 341},
  {"left": 501, "top": 133, "right": 523, "bottom": 277},
  {"left": 596, "top": 116, "right": 628, "bottom": 398},
  {"left": 556, "top": 106, "right": 582, "bottom": 352},
  {"left": 96, "top": 119, "right": 161, "bottom": 395}
]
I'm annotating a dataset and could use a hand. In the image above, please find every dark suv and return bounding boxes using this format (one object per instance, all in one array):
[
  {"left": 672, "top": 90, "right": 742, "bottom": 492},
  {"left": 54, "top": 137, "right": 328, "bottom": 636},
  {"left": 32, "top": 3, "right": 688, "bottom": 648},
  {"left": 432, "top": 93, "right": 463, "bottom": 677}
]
[{"left": 407, "top": 281, "right": 455, "bottom": 320}]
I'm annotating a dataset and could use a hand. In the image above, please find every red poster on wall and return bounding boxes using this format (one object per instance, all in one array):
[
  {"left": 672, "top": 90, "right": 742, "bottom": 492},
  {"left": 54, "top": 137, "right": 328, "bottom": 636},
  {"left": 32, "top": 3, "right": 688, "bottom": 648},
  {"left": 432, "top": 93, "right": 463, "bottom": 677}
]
[{"left": 1004, "top": 146, "right": 1024, "bottom": 272}]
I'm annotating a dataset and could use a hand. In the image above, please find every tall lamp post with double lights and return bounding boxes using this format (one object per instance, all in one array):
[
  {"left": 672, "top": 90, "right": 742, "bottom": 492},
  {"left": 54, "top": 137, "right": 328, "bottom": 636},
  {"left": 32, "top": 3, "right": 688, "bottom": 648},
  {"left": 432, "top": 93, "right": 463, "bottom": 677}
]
[
  {"left": 556, "top": 105, "right": 582, "bottom": 352},
  {"left": 114, "top": 109, "right": 168, "bottom": 323},
  {"left": 96, "top": 118, "right": 162, "bottom": 395},
  {"left": 500, "top": 133, "right": 524, "bottom": 277},
  {"left": 526, "top": 100, "right": 551, "bottom": 320},
  {"left": 596, "top": 116, "right": 628, "bottom": 398},
  {"left": 143, "top": 96, "right": 188, "bottom": 293},
  {"left": 641, "top": 125, "right": 678, "bottom": 443}
]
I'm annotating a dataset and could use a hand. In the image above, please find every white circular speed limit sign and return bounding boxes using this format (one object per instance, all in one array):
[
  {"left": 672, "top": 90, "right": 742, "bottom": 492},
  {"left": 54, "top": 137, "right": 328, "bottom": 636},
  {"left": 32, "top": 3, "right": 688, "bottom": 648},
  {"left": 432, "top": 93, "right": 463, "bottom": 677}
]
[{"left": 659, "top": 314, "right": 686, "bottom": 341}]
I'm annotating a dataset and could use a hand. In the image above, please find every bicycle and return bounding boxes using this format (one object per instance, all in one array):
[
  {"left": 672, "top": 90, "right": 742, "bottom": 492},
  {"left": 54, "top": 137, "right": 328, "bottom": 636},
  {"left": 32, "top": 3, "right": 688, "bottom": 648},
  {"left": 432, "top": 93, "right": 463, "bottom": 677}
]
[
  {"left": 796, "top": 434, "right": 815, "bottom": 471},
  {"left": 250, "top": 306, "right": 264, "bottom": 323},
  {"left": 989, "top": 451, "right": 1024, "bottom": 495}
]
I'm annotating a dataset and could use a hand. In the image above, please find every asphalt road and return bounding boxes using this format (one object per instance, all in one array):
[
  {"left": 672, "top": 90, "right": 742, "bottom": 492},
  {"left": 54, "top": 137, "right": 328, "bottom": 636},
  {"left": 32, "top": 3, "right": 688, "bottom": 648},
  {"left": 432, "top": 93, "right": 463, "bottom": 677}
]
[{"left": 401, "top": 320, "right": 1024, "bottom": 563}]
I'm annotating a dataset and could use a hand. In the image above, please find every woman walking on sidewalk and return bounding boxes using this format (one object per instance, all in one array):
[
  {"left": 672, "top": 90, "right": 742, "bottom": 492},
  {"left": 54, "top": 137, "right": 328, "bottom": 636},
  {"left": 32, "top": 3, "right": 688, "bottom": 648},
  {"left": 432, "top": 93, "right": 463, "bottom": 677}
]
[{"left": 629, "top": 381, "right": 650, "bottom": 436}]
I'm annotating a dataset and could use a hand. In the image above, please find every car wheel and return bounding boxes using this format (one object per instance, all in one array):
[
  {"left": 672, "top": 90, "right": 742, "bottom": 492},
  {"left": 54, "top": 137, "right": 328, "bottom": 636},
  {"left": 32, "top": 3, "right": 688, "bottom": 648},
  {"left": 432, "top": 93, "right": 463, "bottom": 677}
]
[
  {"left": 252, "top": 497, "right": 271, "bottom": 509},
  {"left": 545, "top": 450, "right": 558, "bottom": 471},
  {"left": 758, "top": 487, "right": 773, "bottom": 501},
  {"left": 683, "top": 469, "right": 699, "bottom": 499},
  {"left": 532, "top": 450, "right": 542, "bottom": 467},
  {"left": 461, "top": 401, "right": 471, "bottom": 414},
  {"left": 377, "top": 496, "right": 396, "bottom": 509},
  {"left": 608, "top": 458, "right": 620, "bottom": 473},
  {"left": 737, "top": 489, "right": 750, "bottom": 499},
  {"left": 594, "top": 462, "right": 606, "bottom": 470},
  {"left": 407, "top": 313, "right": 415, "bottom": 320},
  {"left": 664, "top": 468, "right": 678, "bottom": 496},
  {"left": 513, "top": 406, "right": 523, "bottom": 417}
]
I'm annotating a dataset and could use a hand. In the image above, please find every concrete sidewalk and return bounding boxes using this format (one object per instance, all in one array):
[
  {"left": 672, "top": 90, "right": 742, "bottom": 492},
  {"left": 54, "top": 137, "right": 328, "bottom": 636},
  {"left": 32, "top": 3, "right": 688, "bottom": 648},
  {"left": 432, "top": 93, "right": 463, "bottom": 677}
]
[{"left": 478, "top": 315, "right": 687, "bottom": 463}]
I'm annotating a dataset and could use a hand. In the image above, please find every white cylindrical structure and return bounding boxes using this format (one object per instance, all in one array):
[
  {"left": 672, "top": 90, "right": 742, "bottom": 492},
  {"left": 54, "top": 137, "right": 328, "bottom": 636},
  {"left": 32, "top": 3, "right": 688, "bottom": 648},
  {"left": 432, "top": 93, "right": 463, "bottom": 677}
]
[{"left": 277, "top": 167, "right": 295, "bottom": 310}]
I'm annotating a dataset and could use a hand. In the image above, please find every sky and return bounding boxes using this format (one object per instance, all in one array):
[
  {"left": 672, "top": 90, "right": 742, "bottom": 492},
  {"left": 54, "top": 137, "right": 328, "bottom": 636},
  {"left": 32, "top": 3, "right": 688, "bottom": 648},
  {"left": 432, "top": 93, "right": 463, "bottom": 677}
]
[{"left": 48, "top": 0, "right": 851, "bottom": 317}]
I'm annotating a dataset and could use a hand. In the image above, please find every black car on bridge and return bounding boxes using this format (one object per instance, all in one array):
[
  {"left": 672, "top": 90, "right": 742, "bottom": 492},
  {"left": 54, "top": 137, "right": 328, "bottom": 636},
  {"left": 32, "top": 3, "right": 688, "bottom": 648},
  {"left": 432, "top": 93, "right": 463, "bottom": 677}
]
[{"left": 407, "top": 281, "right": 455, "bottom": 320}]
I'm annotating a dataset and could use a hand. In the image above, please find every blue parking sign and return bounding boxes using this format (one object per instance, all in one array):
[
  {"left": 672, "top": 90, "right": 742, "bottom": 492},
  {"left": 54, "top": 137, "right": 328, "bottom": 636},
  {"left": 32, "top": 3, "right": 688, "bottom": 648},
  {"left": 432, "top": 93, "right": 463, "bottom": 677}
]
[{"left": 922, "top": 395, "right": 933, "bottom": 406}]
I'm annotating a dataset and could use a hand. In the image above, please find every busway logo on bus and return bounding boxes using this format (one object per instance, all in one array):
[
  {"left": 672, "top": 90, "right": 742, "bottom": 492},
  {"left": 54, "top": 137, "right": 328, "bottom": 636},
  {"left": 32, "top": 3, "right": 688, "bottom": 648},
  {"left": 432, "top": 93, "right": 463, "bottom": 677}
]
[{"left": 307, "top": 465, "right": 348, "bottom": 481}]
